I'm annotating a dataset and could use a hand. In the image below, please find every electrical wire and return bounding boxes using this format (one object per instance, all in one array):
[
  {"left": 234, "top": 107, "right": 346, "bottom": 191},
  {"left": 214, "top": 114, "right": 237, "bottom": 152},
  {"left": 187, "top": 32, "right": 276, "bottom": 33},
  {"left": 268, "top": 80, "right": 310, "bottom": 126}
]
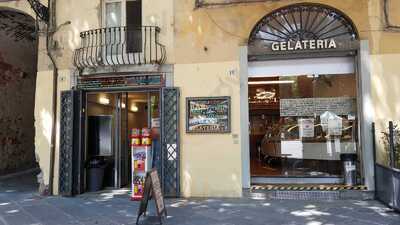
[
  {"left": 196, "top": 0, "right": 285, "bottom": 9},
  {"left": 384, "top": 0, "right": 400, "bottom": 30}
]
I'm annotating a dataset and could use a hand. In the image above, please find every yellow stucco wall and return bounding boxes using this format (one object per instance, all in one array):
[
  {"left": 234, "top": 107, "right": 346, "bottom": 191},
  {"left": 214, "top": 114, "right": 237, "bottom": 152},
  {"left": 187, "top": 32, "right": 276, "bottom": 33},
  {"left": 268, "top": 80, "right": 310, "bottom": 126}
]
[
  {"left": 143, "top": 0, "right": 175, "bottom": 63},
  {"left": 370, "top": 54, "right": 400, "bottom": 165},
  {"left": 174, "top": 0, "right": 370, "bottom": 63},
  {"left": 367, "top": 0, "right": 400, "bottom": 165},
  {"left": 175, "top": 61, "right": 242, "bottom": 197},
  {"left": 34, "top": 70, "right": 53, "bottom": 188}
]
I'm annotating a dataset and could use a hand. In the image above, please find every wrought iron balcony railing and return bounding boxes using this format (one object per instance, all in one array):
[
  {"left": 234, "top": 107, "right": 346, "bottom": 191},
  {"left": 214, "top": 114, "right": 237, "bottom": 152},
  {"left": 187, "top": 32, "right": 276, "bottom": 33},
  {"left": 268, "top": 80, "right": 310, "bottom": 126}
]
[{"left": 74, "top": 26, "right": 166, "bottom": 70}]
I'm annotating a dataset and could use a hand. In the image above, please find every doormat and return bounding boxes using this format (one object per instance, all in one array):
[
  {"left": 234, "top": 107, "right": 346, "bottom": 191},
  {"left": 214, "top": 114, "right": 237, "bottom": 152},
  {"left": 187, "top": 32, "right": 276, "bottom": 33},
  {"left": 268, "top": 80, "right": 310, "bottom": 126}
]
[{"left": 251, "top": 184, "right": 367, "bottom": 191}]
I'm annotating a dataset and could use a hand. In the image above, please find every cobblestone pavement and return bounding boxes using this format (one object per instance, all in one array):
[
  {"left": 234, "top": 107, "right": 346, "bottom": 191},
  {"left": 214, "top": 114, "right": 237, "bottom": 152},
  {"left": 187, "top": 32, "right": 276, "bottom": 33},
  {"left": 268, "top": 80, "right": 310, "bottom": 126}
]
[{"left": 0, "top": 172, "right": 399, "bottom": 225}]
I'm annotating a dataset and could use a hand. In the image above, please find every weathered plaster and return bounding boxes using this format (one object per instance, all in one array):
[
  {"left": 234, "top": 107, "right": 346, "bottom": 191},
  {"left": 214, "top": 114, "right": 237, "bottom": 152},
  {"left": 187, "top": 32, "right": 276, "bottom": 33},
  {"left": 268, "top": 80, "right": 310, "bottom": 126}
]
[{"left": 0, "top": 12, "right": 37, "bottom": 175}]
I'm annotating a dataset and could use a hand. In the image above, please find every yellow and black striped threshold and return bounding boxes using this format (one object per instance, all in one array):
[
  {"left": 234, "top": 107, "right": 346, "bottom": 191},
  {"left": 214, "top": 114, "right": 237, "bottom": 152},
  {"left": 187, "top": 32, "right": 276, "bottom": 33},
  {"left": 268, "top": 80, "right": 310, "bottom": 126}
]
[
  {"left": 251, "top": 184, "right": 367, "bottom": 191},
  {"left": 248, "top": 184, "right": 371, "bottom": 200}
]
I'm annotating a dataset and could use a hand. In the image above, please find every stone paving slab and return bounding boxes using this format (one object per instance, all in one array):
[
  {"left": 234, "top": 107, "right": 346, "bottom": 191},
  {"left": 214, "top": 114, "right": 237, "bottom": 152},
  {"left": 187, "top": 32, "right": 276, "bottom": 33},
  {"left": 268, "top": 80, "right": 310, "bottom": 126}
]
[
  {"left": 1, "top": 173, "right": 400, "bottom": 225},
  {"left": 1, "top": 192, "right": 400, "bottom": 225}
]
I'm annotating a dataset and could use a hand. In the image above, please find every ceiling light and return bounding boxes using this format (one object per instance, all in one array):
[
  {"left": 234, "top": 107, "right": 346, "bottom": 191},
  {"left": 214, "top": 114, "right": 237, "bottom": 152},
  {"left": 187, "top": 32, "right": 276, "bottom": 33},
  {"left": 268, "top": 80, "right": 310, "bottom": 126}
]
[
  {"left": 255, "top": 91, "right": 276, "bottom": 100},
  {"left": 248, "top": 80, "right": 295, "bottom": 85},
  {"left": 256, "top": 88, "right": 266, "bottom": 92},
  {"left": 307, "top": 74, "right": 319, "bottom": 78},
  {"left": 99, "top": 97, "right": 110, "bottom": 105},
  {"left": 130, "top": 105, "right": 139, "bottom": 112}
]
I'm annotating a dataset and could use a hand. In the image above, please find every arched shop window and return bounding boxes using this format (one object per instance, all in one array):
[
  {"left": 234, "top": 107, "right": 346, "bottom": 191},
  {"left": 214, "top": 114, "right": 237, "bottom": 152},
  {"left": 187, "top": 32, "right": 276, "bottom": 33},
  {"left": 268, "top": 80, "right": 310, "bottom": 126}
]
[
  {"left": 246, "top": 4, "right": 363, "bottom": 182},
  {"left": 248, "top": 3, "right": 358, "bottom": 52}
]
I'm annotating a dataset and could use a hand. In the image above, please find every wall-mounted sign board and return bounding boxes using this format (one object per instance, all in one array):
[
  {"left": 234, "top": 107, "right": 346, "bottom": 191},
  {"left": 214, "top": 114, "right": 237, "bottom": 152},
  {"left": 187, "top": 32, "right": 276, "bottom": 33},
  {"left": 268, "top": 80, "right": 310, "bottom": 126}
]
[
  {"left": 77, "top": 75, "right": 164, "bottom": 90},
  {"left": 271, "top": 39, "right": 337, "bottom": 51},
  {"left": 186, "top": 96, "right": 231, "bottom": 133}
]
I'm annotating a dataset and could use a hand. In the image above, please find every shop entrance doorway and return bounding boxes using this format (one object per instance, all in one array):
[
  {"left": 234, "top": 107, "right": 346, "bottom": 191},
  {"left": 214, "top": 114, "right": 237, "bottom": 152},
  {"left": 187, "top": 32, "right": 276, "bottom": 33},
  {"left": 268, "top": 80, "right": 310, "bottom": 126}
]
[
  {"left": 85, "top": 91, "right": 160, "bottom": 190},
  {"left": 59, "top": 86, "right": 180, "bottom": 197}
]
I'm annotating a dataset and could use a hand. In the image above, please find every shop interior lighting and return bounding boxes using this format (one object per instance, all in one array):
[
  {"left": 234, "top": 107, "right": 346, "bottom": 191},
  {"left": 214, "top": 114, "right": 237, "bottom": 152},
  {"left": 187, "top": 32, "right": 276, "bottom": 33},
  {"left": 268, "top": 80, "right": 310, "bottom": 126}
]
[
  {"left": 307, "top": 74, "right": 320, "bottom": 78},
  {"left": 130, "top": 105, "right": 139, "bottom": 112},
  {"left": 248, "top": 80, "right": 295, "bottom": 85},
  {"left": 121, "top": 103, "right": 126, "bottom": 109},
  {"left": 99, "top": 97, "right": 110, "bottom": 105},
  {"left": 255, "top": 88, "right": 276, "bottom": 100}
]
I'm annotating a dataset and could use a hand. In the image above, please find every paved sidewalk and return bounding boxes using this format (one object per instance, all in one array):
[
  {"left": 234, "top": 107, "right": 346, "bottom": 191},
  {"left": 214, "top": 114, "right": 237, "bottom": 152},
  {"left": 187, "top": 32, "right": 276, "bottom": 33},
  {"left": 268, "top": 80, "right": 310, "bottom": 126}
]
[{"left": 0, "top": 173, "right": 399, "bottom": 225}]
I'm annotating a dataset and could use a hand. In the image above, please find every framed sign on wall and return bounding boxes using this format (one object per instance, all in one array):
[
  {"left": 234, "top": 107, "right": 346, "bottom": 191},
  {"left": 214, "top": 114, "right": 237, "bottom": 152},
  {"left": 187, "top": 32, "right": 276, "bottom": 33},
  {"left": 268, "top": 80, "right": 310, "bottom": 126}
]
[{"left": 186, "top": 96, "right": 231, "bottom": 133}]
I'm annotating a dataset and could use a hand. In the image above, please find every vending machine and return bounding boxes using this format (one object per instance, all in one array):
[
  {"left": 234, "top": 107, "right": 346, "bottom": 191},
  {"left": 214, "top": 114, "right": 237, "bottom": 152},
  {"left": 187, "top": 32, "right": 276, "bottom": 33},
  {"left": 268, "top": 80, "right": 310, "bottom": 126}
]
[{"left": 131, "top": 128, "right": 152, "bottom": 201}]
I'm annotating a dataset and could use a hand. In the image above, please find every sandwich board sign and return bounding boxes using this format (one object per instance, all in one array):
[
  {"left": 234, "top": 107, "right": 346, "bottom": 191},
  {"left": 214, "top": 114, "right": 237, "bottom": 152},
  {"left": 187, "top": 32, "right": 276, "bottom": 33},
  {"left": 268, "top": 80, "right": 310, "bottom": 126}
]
[{"left": 136, "top": 169, "right": 167, "bottom": 225}]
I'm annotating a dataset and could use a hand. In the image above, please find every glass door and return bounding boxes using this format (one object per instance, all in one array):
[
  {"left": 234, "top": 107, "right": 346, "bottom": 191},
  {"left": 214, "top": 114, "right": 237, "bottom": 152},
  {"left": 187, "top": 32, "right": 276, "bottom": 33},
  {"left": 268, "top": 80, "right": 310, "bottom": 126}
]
[
  {"left": 119, "top": 93, "right": 129, "bottom": 187},
  {"left": 149, "top": 91, "right": 161, "bottom": 172},
  {"left": 117, "top": 92, "right": 149, "bottom": 188},
  {"left": 123, "top": 91, "right": 159, "bottom": 188}
]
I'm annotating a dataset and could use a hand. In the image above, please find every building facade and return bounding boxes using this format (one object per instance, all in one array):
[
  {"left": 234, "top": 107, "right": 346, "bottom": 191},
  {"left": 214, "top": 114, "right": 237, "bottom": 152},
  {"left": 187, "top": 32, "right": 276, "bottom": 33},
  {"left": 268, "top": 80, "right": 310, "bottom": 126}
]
[{"left": 1, "top": 0, "right": 400, "bottom": 198}]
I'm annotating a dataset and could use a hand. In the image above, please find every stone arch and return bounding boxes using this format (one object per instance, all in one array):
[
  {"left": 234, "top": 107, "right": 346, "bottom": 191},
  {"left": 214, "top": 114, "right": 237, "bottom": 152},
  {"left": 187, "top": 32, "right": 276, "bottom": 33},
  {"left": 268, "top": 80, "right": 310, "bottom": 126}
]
[
  {"left": 248, "top": 3, "right": 359, "bottom": 50},
  {"left": 0, "top": 3, "right": 38, "bottom": 20},
  {"left": 0, "top": 7, "right": 39, "bottom": 184}
]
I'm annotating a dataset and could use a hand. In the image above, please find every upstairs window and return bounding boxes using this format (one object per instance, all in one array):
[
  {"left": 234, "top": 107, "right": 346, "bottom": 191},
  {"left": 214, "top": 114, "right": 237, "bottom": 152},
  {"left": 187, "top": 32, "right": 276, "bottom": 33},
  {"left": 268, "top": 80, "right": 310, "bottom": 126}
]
[{"left": 103, "top": 0, "right": 142, "bottom": 53}]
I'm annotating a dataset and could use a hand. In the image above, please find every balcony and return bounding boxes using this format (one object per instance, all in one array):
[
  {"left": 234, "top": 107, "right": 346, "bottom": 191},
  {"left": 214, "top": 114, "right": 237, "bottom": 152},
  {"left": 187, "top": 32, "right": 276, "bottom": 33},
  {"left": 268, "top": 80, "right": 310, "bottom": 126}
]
[{"left": 74, "top": 26, "right": 166, "bottom": 72}]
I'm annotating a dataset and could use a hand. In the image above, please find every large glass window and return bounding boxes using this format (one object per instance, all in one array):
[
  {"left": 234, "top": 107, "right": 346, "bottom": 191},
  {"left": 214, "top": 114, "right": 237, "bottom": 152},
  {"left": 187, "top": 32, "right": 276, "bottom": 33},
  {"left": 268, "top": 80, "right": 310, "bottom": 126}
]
[{"left": 249, "top": 73, "right": 359, "bottom": 178}]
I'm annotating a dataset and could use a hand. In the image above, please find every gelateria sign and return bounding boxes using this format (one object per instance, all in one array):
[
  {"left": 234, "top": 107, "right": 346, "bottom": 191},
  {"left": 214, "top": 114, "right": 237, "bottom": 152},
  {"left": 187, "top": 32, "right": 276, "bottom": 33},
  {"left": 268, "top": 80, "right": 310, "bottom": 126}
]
[{"left": 271, "top": 39, "right": 337, "bottom": 51}]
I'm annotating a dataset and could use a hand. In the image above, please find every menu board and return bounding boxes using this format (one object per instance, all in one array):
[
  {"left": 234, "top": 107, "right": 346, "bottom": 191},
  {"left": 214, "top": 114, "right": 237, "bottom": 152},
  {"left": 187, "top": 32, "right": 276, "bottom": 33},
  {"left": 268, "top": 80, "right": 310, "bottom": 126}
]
[
  {"left": 280, "top": 97, "right": 356, "bottom": 117},
  {"left": 136, "top": 170, "right": 166, "bottom": 225},
  {"left": 150, "top": 170, "right": 165, "bottom": 214},
  {"left": 186, "top": 97, "right": 231, "bottom": 133}
]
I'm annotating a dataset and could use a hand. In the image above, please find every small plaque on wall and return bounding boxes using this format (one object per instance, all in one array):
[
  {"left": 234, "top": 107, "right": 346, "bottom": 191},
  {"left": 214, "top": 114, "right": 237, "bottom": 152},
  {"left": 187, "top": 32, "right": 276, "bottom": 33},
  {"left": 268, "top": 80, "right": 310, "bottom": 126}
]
[{"left": 186, "top": 96, "right": 231, "bottom": 133}]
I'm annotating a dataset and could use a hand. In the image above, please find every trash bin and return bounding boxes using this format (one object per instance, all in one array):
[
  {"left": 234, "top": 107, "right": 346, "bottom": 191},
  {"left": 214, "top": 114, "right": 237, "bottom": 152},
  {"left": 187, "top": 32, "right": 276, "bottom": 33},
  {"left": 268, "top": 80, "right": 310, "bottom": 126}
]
[
  {"left": 87, "top": 157, "right": 106, "bottom": 192},
  {"left": 340, "top": 153, "right": 357, "bottom": 186}
]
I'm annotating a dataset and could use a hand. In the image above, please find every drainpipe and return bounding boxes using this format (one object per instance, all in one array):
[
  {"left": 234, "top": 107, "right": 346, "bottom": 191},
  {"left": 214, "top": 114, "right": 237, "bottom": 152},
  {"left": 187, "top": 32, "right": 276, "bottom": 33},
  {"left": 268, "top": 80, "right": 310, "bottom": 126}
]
[{"left": 47, "top": 0, "right": 58, "bottom": 196}]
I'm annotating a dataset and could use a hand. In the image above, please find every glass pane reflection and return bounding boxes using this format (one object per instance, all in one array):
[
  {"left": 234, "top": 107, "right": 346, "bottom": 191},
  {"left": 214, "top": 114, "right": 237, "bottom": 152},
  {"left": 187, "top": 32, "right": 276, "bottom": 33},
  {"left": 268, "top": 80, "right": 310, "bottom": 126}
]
[{"left": 249, "top": 74, "right": 359, "bottom": 177}]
